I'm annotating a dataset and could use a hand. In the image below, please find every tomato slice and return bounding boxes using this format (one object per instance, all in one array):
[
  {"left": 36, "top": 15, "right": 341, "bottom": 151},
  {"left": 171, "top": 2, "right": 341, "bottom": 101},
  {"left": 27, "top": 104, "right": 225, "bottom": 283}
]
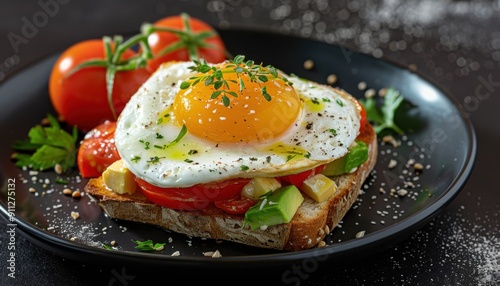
[
  {"left": 136, "top": 180, "right": 208, "bottom": 210},
  {"left": 355, "top": 99, "right": 368, "bottom": 132},
  {"left": 277, "top": 164, "right": 326, "bottom": 189},
  {"left": 214, "top": 196, "right": 257, "bottom": 215},
  {"left": 135, "top": 178, "right": 251, "bottom": 210},
  {"left": 77, "top": 121, "right": 120, "bottom": 178},
  {"left": 278, "top": 169, "right": 314, "bottom": 189}
]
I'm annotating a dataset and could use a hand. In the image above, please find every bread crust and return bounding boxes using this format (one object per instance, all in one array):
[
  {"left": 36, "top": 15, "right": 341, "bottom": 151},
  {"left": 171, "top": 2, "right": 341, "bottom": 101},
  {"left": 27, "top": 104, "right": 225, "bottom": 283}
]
[{"left": 85, "top": 123, "right": 377, "bottom": 251}]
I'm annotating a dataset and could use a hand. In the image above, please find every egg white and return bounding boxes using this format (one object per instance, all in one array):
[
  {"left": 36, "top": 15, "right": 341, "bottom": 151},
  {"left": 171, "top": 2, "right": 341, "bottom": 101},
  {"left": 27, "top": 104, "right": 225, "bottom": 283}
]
[{"left": 114, "top": 61, "right": 360, "bottom": 187}]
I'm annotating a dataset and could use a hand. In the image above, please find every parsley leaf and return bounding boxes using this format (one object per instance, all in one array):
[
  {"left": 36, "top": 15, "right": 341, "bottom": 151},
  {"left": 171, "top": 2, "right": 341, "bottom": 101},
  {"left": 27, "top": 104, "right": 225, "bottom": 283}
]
[
  {"left": 360, "top": 88, "right": 405, "bottom": 135},
  {"left": 132, "top": 239, "right": 165, "bottom": 251},
  {"left": 11, "top": 114, "right": 78, "bottom": 172}
]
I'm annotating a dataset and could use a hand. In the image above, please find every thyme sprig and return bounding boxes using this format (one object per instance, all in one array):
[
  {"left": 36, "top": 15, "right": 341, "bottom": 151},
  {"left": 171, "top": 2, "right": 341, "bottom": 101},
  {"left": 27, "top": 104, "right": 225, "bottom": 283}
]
[{"left": 180, "top": 55, "right": 293, "bottom": 107}]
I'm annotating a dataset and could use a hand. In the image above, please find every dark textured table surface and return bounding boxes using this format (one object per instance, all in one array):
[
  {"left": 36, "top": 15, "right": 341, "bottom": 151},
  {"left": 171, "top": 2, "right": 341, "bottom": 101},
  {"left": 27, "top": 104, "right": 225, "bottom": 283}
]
[{"left": 0, "top": 1, "right": 499, "bottom": 285}]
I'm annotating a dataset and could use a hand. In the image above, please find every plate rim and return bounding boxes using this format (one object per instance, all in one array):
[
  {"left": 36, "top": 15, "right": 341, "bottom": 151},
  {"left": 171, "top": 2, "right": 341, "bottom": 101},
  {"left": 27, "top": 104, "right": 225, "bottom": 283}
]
[{"left": 0, "top": 28, "right": 477, "bottom": 269}]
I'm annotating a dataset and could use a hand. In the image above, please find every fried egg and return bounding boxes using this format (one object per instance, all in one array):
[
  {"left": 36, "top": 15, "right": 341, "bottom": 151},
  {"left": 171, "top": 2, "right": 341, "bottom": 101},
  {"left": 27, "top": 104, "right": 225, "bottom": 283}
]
[{"left": 114, "top": 60, "right": 360, "bottom": 187}]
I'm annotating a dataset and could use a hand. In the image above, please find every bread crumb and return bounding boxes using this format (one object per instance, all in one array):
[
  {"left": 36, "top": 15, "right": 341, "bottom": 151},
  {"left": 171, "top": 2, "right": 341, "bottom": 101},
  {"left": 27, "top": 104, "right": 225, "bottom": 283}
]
[
  {"left": 397, "top": 189, "right": 408, "bottom": 197},
  {"left": 70, "top": 211, "right": 80, "bottom": 220},
  {"left": 210, "top": 250, "right": 222, "bottom": 258}
]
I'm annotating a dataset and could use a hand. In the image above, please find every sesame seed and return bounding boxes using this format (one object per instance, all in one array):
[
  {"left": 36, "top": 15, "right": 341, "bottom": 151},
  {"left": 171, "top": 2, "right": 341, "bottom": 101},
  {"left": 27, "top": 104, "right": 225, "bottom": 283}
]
[
  {"left": 72, "top": 190, "right": 81, "bottom": 198},
  {"left": 388, "top": 159, "right": 397, "bottom": 169},
  {"left": 54, "top": 164, "right": 63, "bottom": 174},
  {"left": 357, "top": 81, "right": 367, "bottom": 90},
  {"left": 63, "top": 188, "right": 72, "bottom": 195},
  {"left": 378, "top": 88, "right": 387, "bottom": 97},
  {"left": 326, "top": 74, "right": 337, "bottom": 84},
  {"left": 364, "top": 88, "right": 376, "bottom": 98},
  {"left": 414, "top": 163, "right": 424, "bottom": 171},
  {"left": 356, "top": 231, "right": 366, "bottom": 238}
]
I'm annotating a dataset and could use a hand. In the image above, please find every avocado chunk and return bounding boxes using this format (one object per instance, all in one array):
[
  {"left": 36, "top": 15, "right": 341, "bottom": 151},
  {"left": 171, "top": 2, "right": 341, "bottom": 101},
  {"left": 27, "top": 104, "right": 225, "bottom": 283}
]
[
  {"left": 322, "top": 140, "right": 369, "bottom": 176},
  {"left": 244, "top": 185, "right": 304, "bottom": 230}
]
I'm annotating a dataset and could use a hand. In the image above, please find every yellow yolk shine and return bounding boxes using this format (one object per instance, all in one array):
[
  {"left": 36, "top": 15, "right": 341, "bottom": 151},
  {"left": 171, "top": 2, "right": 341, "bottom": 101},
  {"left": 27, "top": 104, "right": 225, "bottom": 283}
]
[{"left": 173, "top": 64, "right": 301, "bottom": 143}]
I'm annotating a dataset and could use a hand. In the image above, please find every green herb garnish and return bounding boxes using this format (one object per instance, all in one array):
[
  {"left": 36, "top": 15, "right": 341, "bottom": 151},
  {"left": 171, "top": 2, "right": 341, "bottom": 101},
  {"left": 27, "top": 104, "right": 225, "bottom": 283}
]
[
  {"left": 240, "top": 165, "right": 249, "bottom": 171},
  {"left": 132, "top": 239, "right": 165, "bottom": 252},
  {"left": 166, "top": 124, "right": 187, "bottom": 147},
  {"left": 55, "top": 178, "right": 68, "bottom": 184},
  {"left": 360, "top": 87, "right": 404, "bottom": 135},
  {"left": 147, "top": 156, "right": 162, "bottom": 164},
  {"left": 180, "top": 55, "right": 292, "bottom": 107},
  {"left": 11, "top": 114, "right": 77, "bottom": 172},
  {"left": 102, "top": 244, "right": 113, "bottom": 250},
  {"left": 139, "top": 140, "right": 151, "bottom": 150}
]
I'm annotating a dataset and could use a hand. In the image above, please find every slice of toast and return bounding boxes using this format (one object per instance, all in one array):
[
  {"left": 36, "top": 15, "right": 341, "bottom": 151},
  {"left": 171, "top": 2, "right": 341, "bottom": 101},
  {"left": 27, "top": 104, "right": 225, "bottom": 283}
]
[{"left": 85, "top": 123, "right": 377, "bottom": 251}]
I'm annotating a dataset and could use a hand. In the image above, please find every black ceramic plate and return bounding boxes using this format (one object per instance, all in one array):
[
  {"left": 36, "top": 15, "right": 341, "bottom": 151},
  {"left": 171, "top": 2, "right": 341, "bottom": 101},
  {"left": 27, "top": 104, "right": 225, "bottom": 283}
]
[{"left": 0, "top": 29, "right": 476, "bottom": 273}]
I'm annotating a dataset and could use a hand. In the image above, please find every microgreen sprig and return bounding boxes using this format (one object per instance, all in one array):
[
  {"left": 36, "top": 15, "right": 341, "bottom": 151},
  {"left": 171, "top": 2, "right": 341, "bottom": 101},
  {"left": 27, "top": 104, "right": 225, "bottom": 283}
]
[
  {"left": 132, "top": 239, "right": 165, "bottom": 252},
  {"left": 180, "top": 54, "right": 293, "bottom": 107}
]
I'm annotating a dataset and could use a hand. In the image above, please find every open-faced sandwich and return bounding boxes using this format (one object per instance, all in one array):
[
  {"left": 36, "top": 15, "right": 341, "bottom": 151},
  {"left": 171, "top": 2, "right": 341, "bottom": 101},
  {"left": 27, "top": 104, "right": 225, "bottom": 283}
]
[{"left": 84, "top": 55, "right": 377, "bottom": 251}]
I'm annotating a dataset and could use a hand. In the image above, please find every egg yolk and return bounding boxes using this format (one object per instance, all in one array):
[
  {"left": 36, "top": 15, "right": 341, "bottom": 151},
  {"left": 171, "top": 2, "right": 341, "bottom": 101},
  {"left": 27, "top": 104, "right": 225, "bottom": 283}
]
[{"left": 173, "top": 63, "right": 301, "bottom": 143}]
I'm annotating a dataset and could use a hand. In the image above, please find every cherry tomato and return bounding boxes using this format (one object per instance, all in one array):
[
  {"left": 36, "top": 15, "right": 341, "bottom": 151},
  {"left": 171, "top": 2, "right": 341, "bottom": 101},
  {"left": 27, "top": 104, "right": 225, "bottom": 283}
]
[
  {"left": 277, "top": 164, "right": 326, "bottom": 189},
  {"left": 146, "top": 13, "right": 227, "bottom": 72},
  {"left": 77, "top": 121, "right": 120, "bottom": 178},
  {"left": 49, "top": 39, "right": 151, "bottom": 132},
  {"left": 214, "top": 196, "right": 257, "bottom": 215},
  {"left": 135, "top": 177, "right": 251, "bottom": 210}
]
